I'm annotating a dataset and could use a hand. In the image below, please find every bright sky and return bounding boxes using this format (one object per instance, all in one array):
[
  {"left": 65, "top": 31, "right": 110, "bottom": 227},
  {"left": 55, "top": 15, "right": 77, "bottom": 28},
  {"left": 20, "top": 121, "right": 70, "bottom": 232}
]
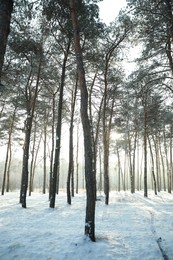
[{"left": 98, "top": 0, "right": 127, "bottom": 24}]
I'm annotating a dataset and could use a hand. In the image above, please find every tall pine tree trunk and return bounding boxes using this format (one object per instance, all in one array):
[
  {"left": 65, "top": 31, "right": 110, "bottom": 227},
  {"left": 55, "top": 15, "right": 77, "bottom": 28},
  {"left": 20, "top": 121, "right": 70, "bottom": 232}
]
[
  {"left": 127, "top": 131, "right": 134, "bottom": 193},
  {"left": 6, "top": 142, "right": 12, "bottom": 192},
  {"left": 1, "top": 104, "right": 16, "bottom": 195},
  {"left": 20, "top": 114, "right": 32, "bottom": 207},
  {"left": 152, "top": 134, "right": 161, "bottom": 192},
  {"left": 0, "top": 0, "right": 13, "bottom": 82},
  {"left": 67, "top": 77, "right": 77, "bottom": 204},
  {"left": 20, "top": 59, "right": 41, "bottom": 208},
  {"left": 49, "top": 40, "right": 70, "bottom": 208},
  {"left": 98, "top": 145, "right": 103, "bottom": 192},
  {"left": 29, "top": 118, "right": 37, "bottom": 196},
  {"left": 88, "top": 72, "right": 98, "bottom": 200},
  {"left": 169, "top": 125, "right": 172, "bottom": 193},
  {"left": 136, "top": 138, "right": 140, "bottom": 191},
  {"left": 49, "top": 93, "right": 56, "bottom": 199},
  {"left": 103, "top": 131, "right": 110, "bottom": 204},
  {"left": 148, "top": 135, "right": 157, "bottom": 195},
  {"left": 144, "top": 106, "right": 148, "bottom": 197},
  {"left": 117, "top": 147, "right": 121, "bottom": 192},
  {"left": 2, "top": 139, "right": 10, "bottom": 195},
  {"left": 163, "top": 128, "right": 170, "bottom": 192},
  {"left": 69, "top": 0, "right": 96, "bottom": 241},
  {"left": 159, "top": 134, "right": 166, "bottom": 191},
  {"left": 75, "top": 121, "right": 79, "bottom": 194},
  {"left": 30, "top": 131, "right": 42, "bottom": 193},
  {"left": 103, "top": 98, "right": 115, "bottom": 204},
  {"left": 43, "top": 109, "right": 49, "bottom": 194},
  {"left": 132, "top": 130, "right": 137, "bottom": 193}
]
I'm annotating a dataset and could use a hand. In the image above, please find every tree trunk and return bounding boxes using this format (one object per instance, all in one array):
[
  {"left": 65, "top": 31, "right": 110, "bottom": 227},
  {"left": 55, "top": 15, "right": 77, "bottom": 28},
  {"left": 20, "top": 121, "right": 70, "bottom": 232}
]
[
  {"left": 127, "top": 131, "right": 134, "bottom": 193},
  {"left": 49, "top": 40, "right": 70, "bottom": 208},
  {"left": 159, "top": 134, "right": 166, "bottom": 191},
  {"left": 49, "top": 93, "right": 56, "bottom": 199},
  {"left": 20, "top": 59, "right": 42, "bottom": 208},
  {"left": 148, "top": 135, "right": 157, "bottom": 195},
  {"left": 75, "top": 121, "right": 79, "bottom": 194},
  {"left": 144, "top": 106, "right": 148, "bottom": 197},
  {"left": 29, "top": 118, "right": 37, "bottom": 196},
  {"left": 43, "top": 109, "right": 49, "bottom": 194},
  {"left": 152, "top": 134, "right": 161, "bottom": 192},
  {"left": 102, "top": 57, "right": 113, "bottom": 204},
  {"left": 124, "top": 148, "right": 127, "bottom": 191},
  {"left": 117, "top": 147, "right": 121, "bottom": 192},
  {"left": 1, "top": 103, "right": 17, "bottom": 195},
  {"left": 163, "top": 128, "right": 170, "bottom": 192},
  {"left": 88, "top": 72, "right": 98, "bottom": 200},
  {"left": 140, "top": 150, "right": 144, "bottom": 191},
  {"left": 6, "top": 141, "right": 12, "bottom": 192},
  {"left": 165, "top": 0, "right": 173, "bottom": 74},
  {"left": 0, "top": 0, "right": 13, "bottom": 82},
  {"left": 1, "top": 140, "right": 10, "bottom": 195},
  {"left": 69, "top": 0, "right": 96, "bottom": 242},
  {"left": 67, "top": 78, "right": 77, "bottom": 204},
  {"left": 67, "top": 123, "right": 73, "bottom": 205},
  {"left": 98, "top": 145, "right": 103, "bottom": 192},
  {"left": 136, "top": 138, "right": 140, "bottom": 191},
  {"left": 132, "top": 130, "right": 137, "bottom": 193},
  {"left": 31, "top": 131, "right": 42, "bottom": 193},
  {"left": 169, "top": 125, "right": 172, "bottom": 193},
  {"left": 20, "top": 114, "right": 32, "bottom": 207},
  {"left": 103, "top": 97, "right": 115, "bottom": 204},
  {"left": 0, "top": 100, "right": 5, "bottom": 118},
  {"left": 103, "top": 139, "right": 109, "bottom": 204}
]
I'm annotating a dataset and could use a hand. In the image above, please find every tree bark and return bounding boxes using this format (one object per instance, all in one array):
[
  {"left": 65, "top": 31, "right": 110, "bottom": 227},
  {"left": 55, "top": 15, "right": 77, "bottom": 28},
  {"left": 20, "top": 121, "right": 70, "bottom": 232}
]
[
  {"left": 69, "top": 0, "right": 96, "bottom": 242},
  {"left": 0, "top": 0, "right": 13, "bottom": 82},
  {"left": 20, "top": 59, "right": 42, "bottom": 208},
  {"left": 144, "top": 106, "right": 148, "bottom": 197},
  {"left": 117, "top": 147, "right": 121, "bottom": 192},
  {"left": 148, "top": 135, "right": 157, "bottom": 195},
  {"left": 67, "top": 77, "right": 77, "bottom": 204},
  {"left": 103, "top": 102, "right": 115, "bottom": 203},
  {"left": 127, "top": 130, "right": 134, "bottom": 194},
  {"left": 88, "top": 71, "right": 98, "bottom": 200},
  {"left": 43, "top": 109, "right": 49, "bottom": 194},
  {"left": 29, "top": 118, "right": 37, "bottom": 196},
  {"left": 6, "top": 141, "right": 12, "bottom": 192},
  {"left": 1, "top": 139, "right": 10, "bottom": 195},
  {"left": 49, "top": 93, "right": 56, "bottom": 199},
  {"left": 163, "top": 128, "right": 170, "bottom": 192},
  {"left": 30, "top": 130, "right": 42, "bottom": 194},
  {"left": 132, "top": 130, "right": 137, "bottom": 193},
  {"left": 152, "top": 134, "right": 161, "bottom": 192},
  {"left": 159, "top": 134, "right": 166, "bottom": 191},
  {"left": 49, "top": 40, "right": 70, "bottom": 208},
  {"left": 98, "top": 145, "right": 103, "bottom": 192},
  {"left": 1, "top": 104, "right": 16, "bottom": 195},
  {"left": 102, "top": 38, "right": 126, "bottom": 203},
  {"left": 165, "top": 0, "right": 173, "bottom": 74},
  {"left": 20, "top": 113, "right": 32, "bottom": 207},
  {"left": 136, "top": 138, "right": 140, "bottom": 191},
  {"left": 169, "top": 125, "right": 172, "bottom": 193},
  {"left": 75, "top": 121, "right": 79, "bottom": 194}
]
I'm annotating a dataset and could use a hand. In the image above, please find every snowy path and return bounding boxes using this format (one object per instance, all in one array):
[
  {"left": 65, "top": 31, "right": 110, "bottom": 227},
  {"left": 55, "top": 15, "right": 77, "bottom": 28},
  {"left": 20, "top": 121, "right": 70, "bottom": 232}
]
[
  {"left": 131, "top": 194, "right": 170, "bottom": 260},
  {"left": 96, "top": 191, "right": 173, "bottom": 259},
  {"left": 0, "top": 191, "right": 173, "bottom": 260}
]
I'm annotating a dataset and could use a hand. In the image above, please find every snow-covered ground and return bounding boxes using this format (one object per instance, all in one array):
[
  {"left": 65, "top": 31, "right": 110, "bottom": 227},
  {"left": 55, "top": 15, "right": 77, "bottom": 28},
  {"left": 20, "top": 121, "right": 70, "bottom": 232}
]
[{"left": 0, "top": 190, "right": 173, "bottom": 260}]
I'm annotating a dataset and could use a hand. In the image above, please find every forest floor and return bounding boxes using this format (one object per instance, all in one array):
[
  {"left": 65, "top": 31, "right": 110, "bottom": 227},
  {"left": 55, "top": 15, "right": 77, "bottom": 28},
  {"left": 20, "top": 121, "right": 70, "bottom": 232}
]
[{"left": 0, "top": 190, "right": 173, "bottom": 260}]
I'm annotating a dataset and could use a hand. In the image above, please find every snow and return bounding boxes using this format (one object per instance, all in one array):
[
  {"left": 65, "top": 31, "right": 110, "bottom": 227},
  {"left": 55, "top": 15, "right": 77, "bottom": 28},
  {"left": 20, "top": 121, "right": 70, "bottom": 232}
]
[{"left": 0, "top": 190, "right": 173, "bottom": 260}]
